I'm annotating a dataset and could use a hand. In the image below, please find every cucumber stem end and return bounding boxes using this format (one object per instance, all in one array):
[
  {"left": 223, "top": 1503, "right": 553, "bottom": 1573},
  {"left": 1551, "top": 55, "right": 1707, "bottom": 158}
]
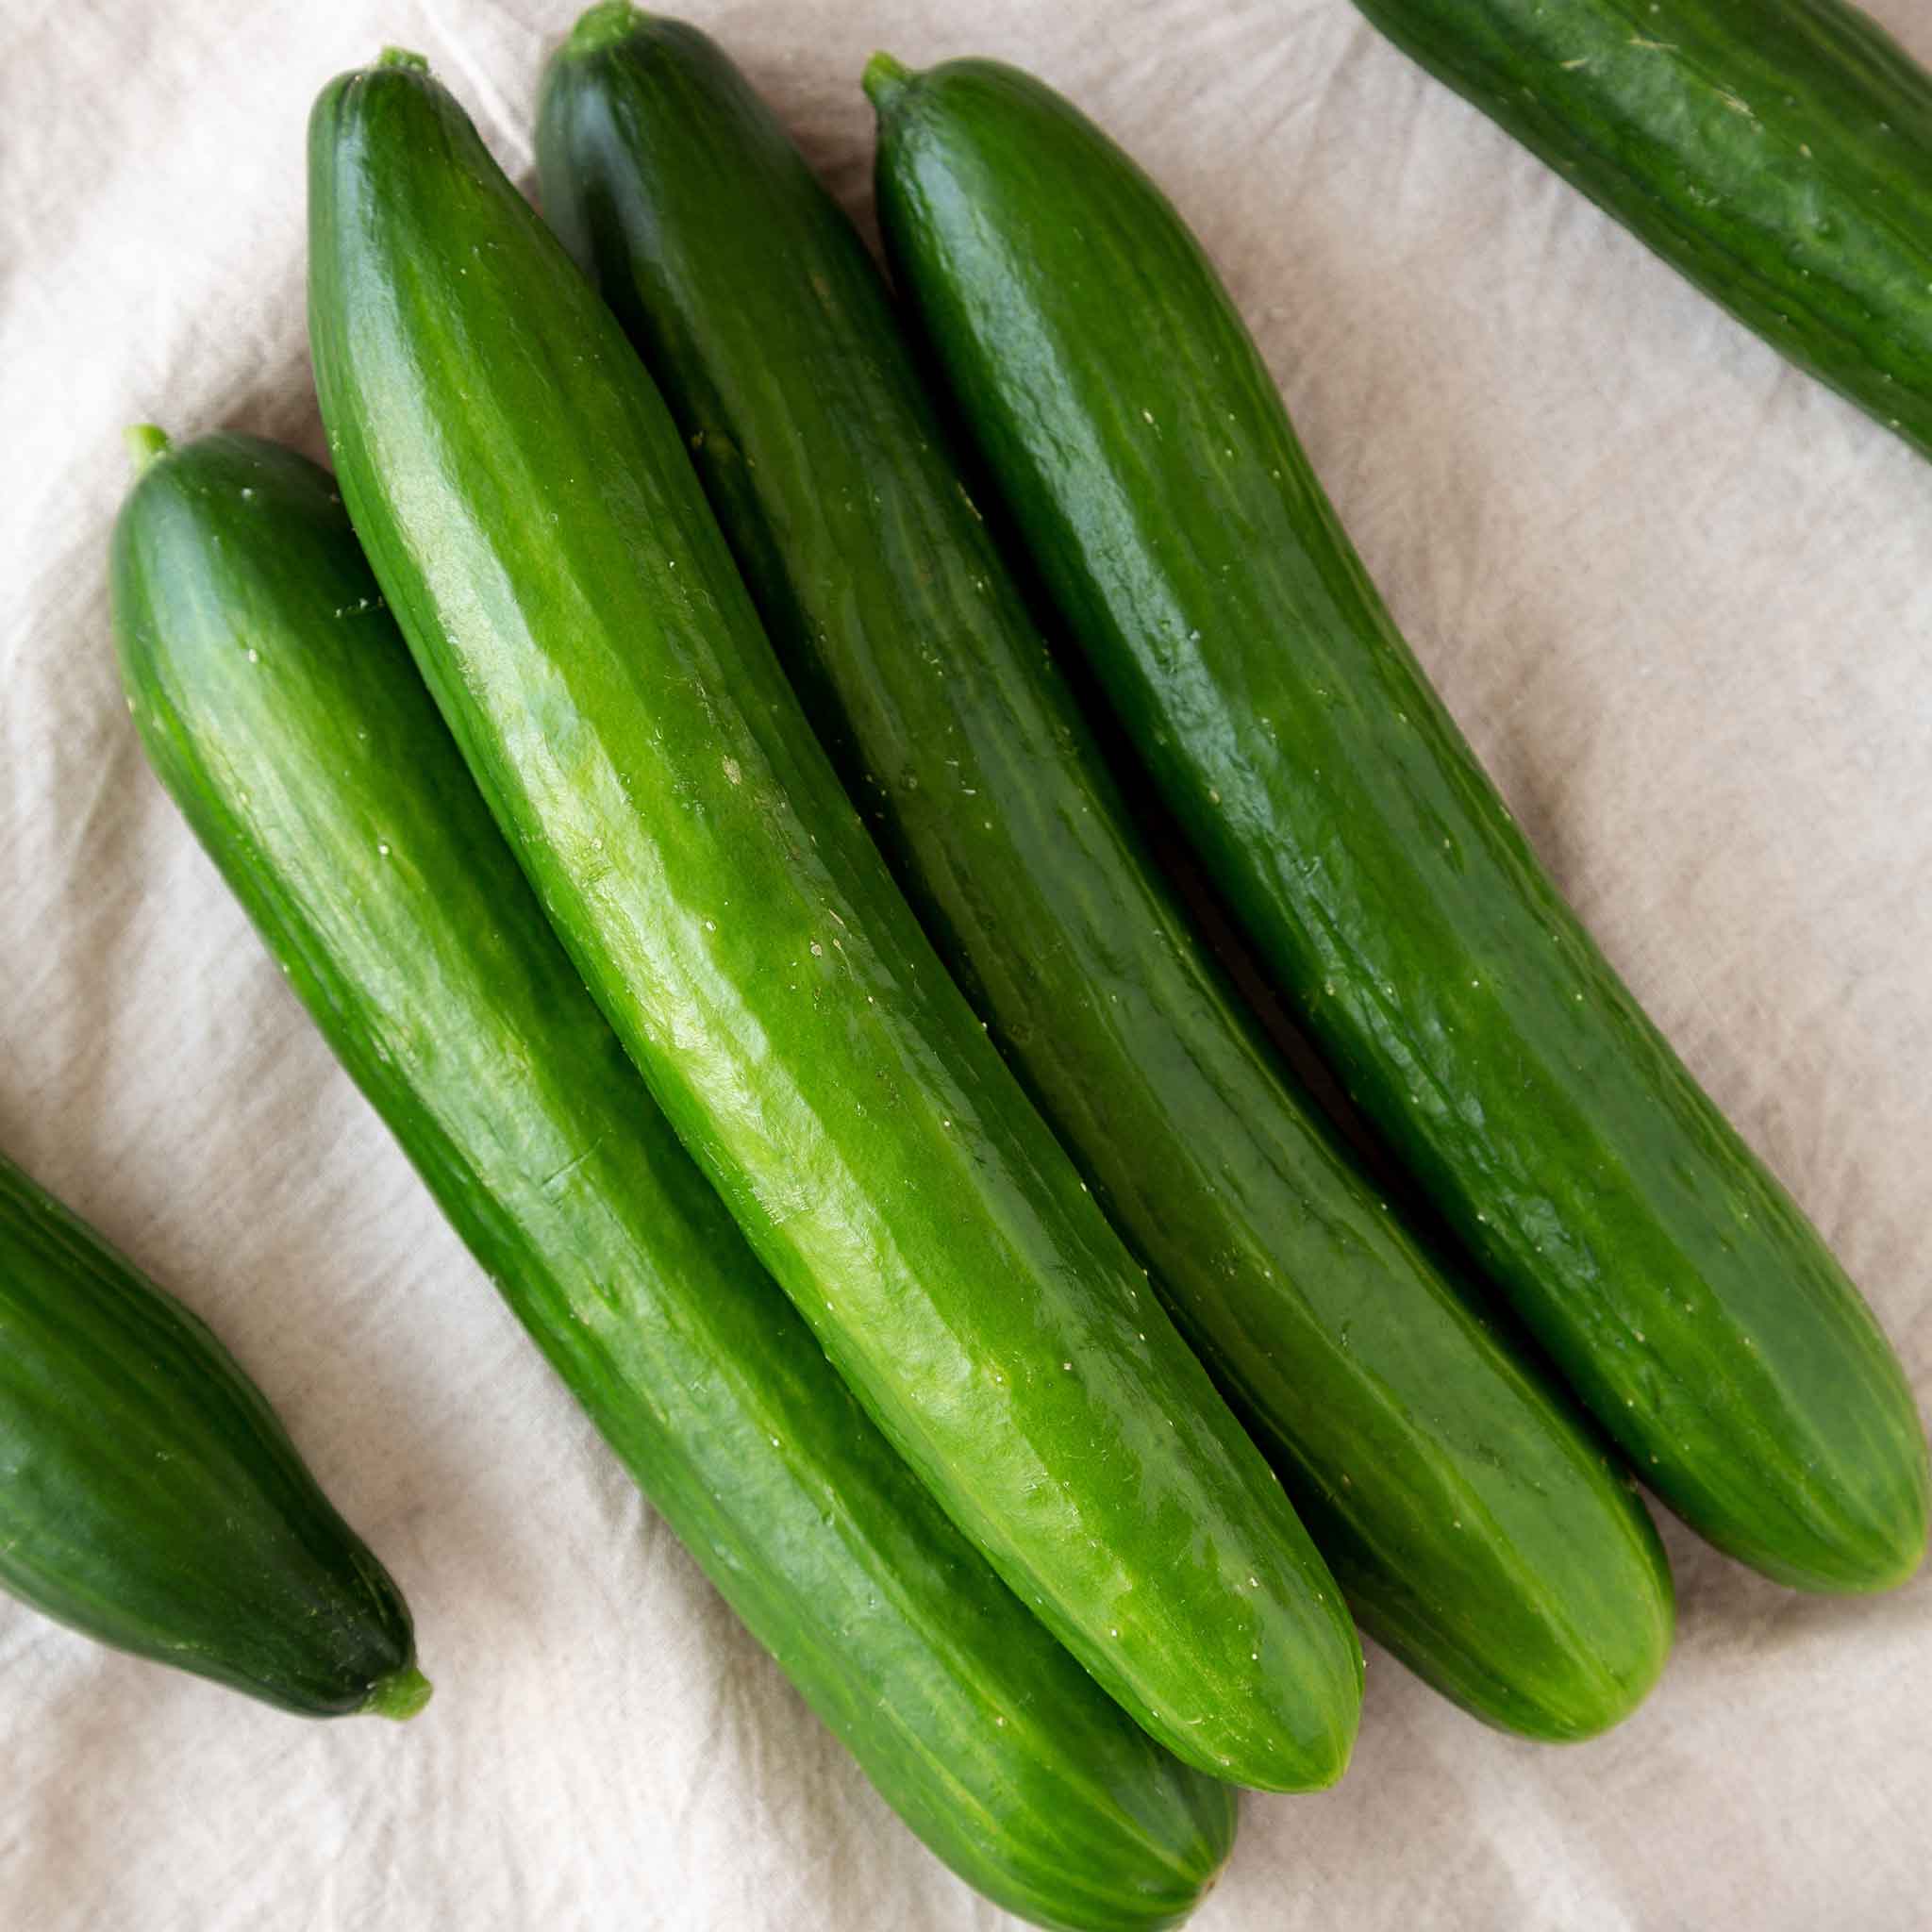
[
  {"left": 362, "top": 1661, "right": 433, "bottom": 1721},
  {"left": 566, "top": 1, "right": 646, "bottom": 57},
  {"left": 125, "top": 425, "right": 172, "bottom": 477},
  {"left": 862, "top": 52, "right": 916, "bottom": 115}
]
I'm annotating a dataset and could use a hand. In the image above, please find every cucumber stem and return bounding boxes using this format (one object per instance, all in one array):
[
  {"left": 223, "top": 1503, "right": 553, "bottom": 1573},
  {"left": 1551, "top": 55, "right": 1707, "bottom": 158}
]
[
  {"left": 362, "top": 1661, "right": 433, "bottom": 1721},
  {"left": 377, "top": 47, "right": 431, "bottom": 73},
  {"left": 566, "top": 0, "right": 646, "bottom": 57},
  {"left": 125, "top": 425, "right": 172, "bottom": 477},
  {"left": 862, "top": 52, "right": 916, "bottom": 114}
]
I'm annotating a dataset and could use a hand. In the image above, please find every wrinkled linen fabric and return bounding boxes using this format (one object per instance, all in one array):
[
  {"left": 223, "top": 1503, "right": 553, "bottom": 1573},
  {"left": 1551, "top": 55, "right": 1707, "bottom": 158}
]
[{"left": 3, "top": 1, "right": 1928, "bottom": 1926}]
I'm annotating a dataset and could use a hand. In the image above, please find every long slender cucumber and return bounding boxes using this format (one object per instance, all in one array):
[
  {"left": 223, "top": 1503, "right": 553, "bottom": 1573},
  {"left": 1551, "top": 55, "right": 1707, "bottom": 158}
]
[
  {"left": 307, "top": 53, "right": 1360, "bottom": 1790},
  {"left": 536, "top": 6, "right": 1674, "bottom": 1740},
  {"left": 110, "top": 425, "right": 1235, "bottom": 1930},
  {"left": 0, "top": 1141, "right": 425, "bottom": 1718},
  {"left": 868, "top": 53, "right": 1929, "bottom": 1592},
  {"left": 1349, "top": 0, "right": 1932, "bottom": 459}
]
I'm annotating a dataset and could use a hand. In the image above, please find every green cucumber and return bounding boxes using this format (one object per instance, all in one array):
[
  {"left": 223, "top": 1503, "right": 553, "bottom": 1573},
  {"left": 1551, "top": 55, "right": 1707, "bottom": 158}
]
[
  {"left": 111, "top": 425, "right": 1234, "bottom": 1931},
  {"left": 868, "top": 55, "right": 1929, "bottom": 1593},
  {"left": 0, "top": 1142, "right": 425, "bottom": 1718},
  {"left": 1348, "top": 0, "right": 1932, "bottom": 458},
  {"left": 307, "top": 53, "right": 1360, "bottom": 1793},
  {"left": 536, "top": 7, "right": 1674, "bottom": 1740}
]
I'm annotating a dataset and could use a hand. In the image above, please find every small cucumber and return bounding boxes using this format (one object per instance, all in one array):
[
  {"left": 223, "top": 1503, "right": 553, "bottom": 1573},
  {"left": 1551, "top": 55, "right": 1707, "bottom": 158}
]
[
  {"left": 868, "top": 54, "right": 1929, "bottom": 1593},
  {"left": 537, "top": 6, "right": 1674, "bottom": 1740},
  {"left": 308, "top": 52, "right": 1361, "bottom": 1790},
  {"left": 111, "top": 425, "right": 1234, "bottom": 1931},
  {"left": 0, "top": 1143, "right": 425, "bottom": 1718}
]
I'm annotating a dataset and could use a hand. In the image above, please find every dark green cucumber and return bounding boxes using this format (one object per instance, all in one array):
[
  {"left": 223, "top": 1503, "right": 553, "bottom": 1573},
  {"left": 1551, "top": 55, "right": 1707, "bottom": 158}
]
[
  {"left": 869, "top": 56, "right": 1930, "bottom": 1593},
  {"left": 0, "top": 1143, "right": 425, "bottom": 1718},
  {"left": 307, "top": 52, "right": 1359, "bottom": 1793},
  {"left": 536, "top": 7, "right": 1674, "bottom": 1741},
  {"left": 111, "top": 426, "right": 1234, "bottom": 1931},
  {"left": 1349, "top": 0, "right": 1932, "bottom": 458}
]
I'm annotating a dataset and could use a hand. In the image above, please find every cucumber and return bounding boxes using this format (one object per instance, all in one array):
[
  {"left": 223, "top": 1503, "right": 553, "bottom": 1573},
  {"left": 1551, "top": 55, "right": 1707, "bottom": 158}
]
[
  {"left": 1348, "top": 0, "right": 1932, "bottom": 459},
  {"left": 308, "top": 52, "right": 1362, "bottom": 1793},
  {"left": 868, "top": 55, "right": 1930, "bottom": 1593},
  {"left": 111, "top": 425, "right": 1235, "bottom": 1930},
  {"left": 536, "top": 7, "right": 1674, "bottom": 1740},
  {"left": 0, "top": 1143, "right": 425, "bottom": 1718}
]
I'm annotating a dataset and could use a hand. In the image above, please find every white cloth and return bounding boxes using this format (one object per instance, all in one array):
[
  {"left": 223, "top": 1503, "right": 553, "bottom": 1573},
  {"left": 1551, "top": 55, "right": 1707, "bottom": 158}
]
[{"left": 3, "top": 2, "right": 1928, "bottom": 1926}]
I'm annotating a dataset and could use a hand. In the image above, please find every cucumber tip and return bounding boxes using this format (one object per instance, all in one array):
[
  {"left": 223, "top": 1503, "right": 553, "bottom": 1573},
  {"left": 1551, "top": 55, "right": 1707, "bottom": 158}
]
[
  {"left": 124, "top": 425, "right": 173, "bottom": 477},
  {"left": 363, "top": 1661, "right": 433, "bottom": 1721},
  {"left": 862, "top": 51, "right": 916, "bottom": 114},
  {"left": 566, "top": 0, "right": 645, "bottom": 57}
]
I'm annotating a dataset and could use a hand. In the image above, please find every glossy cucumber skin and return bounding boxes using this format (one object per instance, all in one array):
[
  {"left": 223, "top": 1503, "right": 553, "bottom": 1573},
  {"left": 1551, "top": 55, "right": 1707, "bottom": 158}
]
[
  {"left": 111, "top": 429, "right": 1235, "bottom": 1930},
  {"left": 536, "top": 9, "right": 1674, "bottom": 1740},
  {"left": 869, "top": 57, "right": 1929, "bottom": 1593},
  {"left": 1350, "top": 0, "right": 1932, "bottom": 458},
  {"left": 307, "top": 56, "right": 1360, "bottom": 1790},
  {"left": 0, "top": 1148, "right": 420, "bottom": 1717}
]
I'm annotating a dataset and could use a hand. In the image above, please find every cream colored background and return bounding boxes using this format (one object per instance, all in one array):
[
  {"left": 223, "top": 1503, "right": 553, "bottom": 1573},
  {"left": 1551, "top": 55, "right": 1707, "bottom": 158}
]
[{"left": 3, "top": 1, "right": 1928, "bottom": 1925}]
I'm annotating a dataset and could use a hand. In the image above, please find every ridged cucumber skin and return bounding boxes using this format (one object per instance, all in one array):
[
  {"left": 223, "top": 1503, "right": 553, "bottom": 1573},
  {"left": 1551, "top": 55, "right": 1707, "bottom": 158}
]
[
  {"left": 1349, "top": 0, "right": 1932, "bottom": 458},
  {"left": 110, "top": 429, "right": 1235, "bottom": 1931},
  {"left": 307, "top": 57, "right": 1360, "bottom": 1792},
  {"left": 869, "top": 57, "right": 1929, "bottom": 1593},
  {"left": 0, "top": 1148, "right": 422, "bottom": 1717},
  {"left": 537, "top": 8, "right": 1674, "bottom": 1741}
]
